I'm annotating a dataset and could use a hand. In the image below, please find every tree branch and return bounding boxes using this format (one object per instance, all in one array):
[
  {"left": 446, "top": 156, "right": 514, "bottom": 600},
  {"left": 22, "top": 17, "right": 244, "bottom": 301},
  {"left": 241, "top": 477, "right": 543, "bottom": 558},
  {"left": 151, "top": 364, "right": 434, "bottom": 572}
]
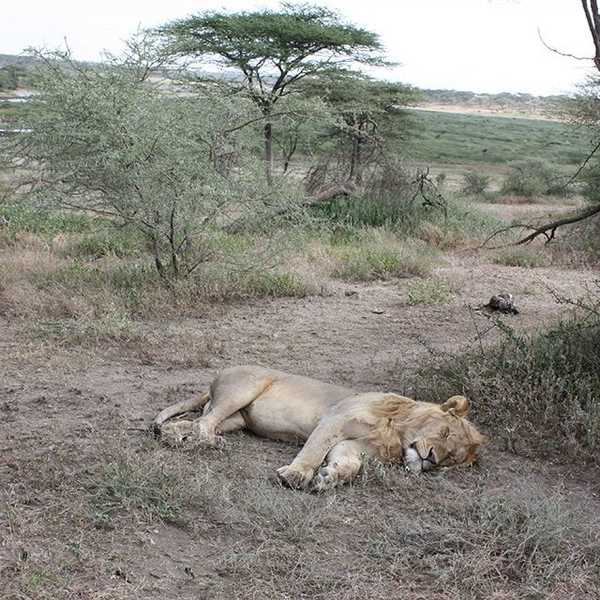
[
  {"left": 537, "top": 27, "right": 593, "bottom": 61},
  {"left": 565, "top": 136, "right": 600, "bottom": 188},
  {"left": 481, "top": 203, "right": 600, "bottom": 249}
]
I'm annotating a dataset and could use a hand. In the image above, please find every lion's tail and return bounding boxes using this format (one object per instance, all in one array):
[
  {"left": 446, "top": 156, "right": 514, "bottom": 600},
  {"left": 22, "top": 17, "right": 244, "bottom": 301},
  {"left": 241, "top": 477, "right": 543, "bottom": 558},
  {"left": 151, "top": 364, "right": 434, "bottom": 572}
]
[{"left": 152, "top": 392, "right": 210, "bottom": 433}]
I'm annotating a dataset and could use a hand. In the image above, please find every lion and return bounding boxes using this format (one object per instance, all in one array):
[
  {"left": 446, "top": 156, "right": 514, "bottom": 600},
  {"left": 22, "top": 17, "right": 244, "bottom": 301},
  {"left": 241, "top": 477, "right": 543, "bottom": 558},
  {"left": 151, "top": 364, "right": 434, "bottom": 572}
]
[{"left": 153, "top": 365, "right": 488, "bottom": 491}]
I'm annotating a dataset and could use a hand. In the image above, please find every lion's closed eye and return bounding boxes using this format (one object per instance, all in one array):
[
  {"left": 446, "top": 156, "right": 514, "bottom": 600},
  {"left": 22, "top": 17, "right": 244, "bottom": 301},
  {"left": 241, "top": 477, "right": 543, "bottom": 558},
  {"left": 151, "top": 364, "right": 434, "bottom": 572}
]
[{"left": 440, "top": 451, "right": 455, "bottom": 465}]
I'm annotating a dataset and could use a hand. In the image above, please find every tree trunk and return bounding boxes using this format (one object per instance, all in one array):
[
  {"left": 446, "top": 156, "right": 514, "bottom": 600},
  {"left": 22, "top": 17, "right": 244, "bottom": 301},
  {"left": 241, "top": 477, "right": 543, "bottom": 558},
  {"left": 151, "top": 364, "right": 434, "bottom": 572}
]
[
  {"left": 349, "top": 135, "right": 359, "bottom": 182},
  {"left": 264, "top": 119, "right": 273, "bottom": 184},
  {"left": 282, "top": 134, "right": 298, "bottom": 175},
  {"left": 355, "top": 134, "right": 363, "bottom": 184},
  {"left": 152, "top": 235, "right": 167, "bottom": 280}
]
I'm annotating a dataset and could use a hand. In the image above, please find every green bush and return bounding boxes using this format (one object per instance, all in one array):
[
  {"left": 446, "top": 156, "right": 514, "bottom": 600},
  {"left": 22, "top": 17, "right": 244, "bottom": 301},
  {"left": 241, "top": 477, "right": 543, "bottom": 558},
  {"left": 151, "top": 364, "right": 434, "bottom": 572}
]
[
  {"left": 316, "top": 193, "right": 504, "bottom": 245},
  {"left": 314, "top": 194, "right": 416, "bottom": 229},
  {"left": 462, "top": 171, "right": 490, "bottom": 195},
  {"left": 501, "top": 159, "right": 571, "bottom": 197},
  {"left": 581, "top": 161, "right": 600, "bottom": 202},
  {"left": 0, "top": 65, "right": 27, "bottom": 91},
  {"left": 412, "top": 318, "right": 600, "bottom": 461},
  {"left": 435, "top": 172, "right": 447, "bottom": 188}
]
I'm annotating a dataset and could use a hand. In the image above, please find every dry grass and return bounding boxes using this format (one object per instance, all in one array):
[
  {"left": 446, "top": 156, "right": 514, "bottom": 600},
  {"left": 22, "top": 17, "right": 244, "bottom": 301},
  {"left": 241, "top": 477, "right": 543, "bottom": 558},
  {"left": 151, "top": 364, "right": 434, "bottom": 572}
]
[
  {"left": 280, "top": 231, "right": 439, "bottom": 286},
  {"left": 0, "top": 233, "right": 317, "bottom": 323},
  {"left": 492, "top": 247, "right": 551, "bottom": 268},
  {"left": 328, "top": 231, "right": 436, "bottom": 282},
  {"left": 0, "top": 225, "right": 442, "bottom": 333},
  {"left": 3, "top": 427, "right": 599, "bottom": 600}
]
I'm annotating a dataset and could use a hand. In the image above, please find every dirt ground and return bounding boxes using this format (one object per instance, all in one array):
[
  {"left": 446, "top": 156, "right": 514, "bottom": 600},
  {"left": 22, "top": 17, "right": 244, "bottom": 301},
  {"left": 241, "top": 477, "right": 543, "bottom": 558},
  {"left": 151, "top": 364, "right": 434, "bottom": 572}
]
[{"left": 2, "top": 252, "right": 599, "bottom": 599}]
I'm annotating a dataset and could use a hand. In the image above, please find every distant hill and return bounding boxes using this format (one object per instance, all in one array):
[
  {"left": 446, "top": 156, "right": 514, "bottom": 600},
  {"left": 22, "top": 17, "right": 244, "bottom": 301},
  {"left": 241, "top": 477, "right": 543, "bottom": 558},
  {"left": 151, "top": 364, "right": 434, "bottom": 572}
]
[
  {"left": 0, "top": 52, "right": 572, "bottom": 119},
  {"left": 0, "top": 53, "right": 38, "bottom": 68},
  {"left": 418, "top": 89, "right": 567, "bottom": 120},
  {"left": 0, "top": 54, "right": 39, "bottom": 92}
]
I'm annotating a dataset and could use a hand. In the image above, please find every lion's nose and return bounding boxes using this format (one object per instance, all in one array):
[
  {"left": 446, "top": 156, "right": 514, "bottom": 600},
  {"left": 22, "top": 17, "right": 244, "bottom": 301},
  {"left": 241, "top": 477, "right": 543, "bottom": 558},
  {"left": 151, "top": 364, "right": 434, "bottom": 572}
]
[{"left": 426, "top": 447, "right": 437, "bottom": 464}]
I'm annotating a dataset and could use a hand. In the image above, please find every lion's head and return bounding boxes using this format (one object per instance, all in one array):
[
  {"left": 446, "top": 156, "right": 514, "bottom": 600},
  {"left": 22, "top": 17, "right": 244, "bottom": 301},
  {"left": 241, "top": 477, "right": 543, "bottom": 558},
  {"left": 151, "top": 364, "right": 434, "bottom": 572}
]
[{"left": 370, "top": 394, "right": 488, "bottom": 473}]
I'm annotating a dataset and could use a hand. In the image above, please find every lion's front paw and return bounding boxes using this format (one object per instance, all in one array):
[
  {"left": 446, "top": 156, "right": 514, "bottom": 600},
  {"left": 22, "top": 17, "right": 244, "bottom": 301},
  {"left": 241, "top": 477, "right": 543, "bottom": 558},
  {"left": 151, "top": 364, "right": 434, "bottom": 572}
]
[
  {"left": 191, "top": 420, "right": 222, "bottom": 448},
  {"left": 276, "top": 464, "right": 314, "bottom": 490},
  {"left": 310, "top": 466, "right": 339, "bottom": 493}
]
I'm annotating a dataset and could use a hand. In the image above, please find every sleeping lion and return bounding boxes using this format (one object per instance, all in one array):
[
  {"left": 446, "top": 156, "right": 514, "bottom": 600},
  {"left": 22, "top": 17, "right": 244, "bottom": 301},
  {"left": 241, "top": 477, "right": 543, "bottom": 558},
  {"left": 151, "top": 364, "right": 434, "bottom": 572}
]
[{"left": 153, "top": 365, "right": 487, "bottom": 491}]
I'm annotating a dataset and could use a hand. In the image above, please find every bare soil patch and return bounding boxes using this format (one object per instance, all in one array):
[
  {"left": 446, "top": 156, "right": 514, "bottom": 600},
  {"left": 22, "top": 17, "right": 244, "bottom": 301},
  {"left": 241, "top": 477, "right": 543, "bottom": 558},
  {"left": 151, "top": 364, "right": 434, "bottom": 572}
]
[
  {"left": 2, "top": 250, "right": 599, "bottom": 599},
  {"left": 413, "top": 103, "right": 561, "bottom": 122}
]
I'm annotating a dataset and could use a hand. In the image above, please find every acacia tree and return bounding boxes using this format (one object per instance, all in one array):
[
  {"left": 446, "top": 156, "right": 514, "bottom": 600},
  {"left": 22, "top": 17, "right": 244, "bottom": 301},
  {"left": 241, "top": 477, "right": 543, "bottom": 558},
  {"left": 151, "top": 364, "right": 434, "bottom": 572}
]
[
  {"left": 157, "top": 3, "right": 388, "bottom": 181},
  {"left": 270, "top": 93, "right": 333, "bottom": 174},
  {"left": 301, "top": 72, "right": 419, "bottom": 182}
]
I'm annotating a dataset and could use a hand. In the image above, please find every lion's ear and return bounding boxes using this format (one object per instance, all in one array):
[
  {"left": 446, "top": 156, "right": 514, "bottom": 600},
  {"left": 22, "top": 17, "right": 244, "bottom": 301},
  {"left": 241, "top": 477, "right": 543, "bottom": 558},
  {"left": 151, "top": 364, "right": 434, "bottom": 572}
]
[{"left": 441, "top": 395, "right": 469, "bottom": 417}]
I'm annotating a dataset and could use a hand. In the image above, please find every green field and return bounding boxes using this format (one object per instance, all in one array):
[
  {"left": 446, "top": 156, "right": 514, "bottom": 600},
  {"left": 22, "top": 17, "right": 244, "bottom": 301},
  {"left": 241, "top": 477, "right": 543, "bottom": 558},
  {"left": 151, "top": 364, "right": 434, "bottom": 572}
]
[
  {"left": 0, "top": 100, "right": 33, "bottom": 125},
  {"left": 1, "top": 100, "right": 593, "bottom": 172},
  {"left": 402, "top": 108, "right": 592, "bottom": 168}
]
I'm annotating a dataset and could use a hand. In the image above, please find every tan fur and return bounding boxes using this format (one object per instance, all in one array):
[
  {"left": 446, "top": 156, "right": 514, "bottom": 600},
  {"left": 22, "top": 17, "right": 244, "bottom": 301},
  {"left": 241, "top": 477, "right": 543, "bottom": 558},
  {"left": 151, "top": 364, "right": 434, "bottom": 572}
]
[
  {"left": 154, "top": 366, "right": 488, "bottom": 491},
  {"left": 367, "top": 394, "right": 415, "bottom": 460}
]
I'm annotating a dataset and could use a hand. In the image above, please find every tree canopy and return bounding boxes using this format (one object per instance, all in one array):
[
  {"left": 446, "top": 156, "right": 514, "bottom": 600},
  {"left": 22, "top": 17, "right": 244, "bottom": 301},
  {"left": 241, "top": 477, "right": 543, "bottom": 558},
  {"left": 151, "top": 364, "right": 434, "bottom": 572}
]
[
  {"left": 300, "top": 71, "right": 419, "bottom": 181},
  {"left": 157, "top": 3, "right": 390, "bottom": 179}
]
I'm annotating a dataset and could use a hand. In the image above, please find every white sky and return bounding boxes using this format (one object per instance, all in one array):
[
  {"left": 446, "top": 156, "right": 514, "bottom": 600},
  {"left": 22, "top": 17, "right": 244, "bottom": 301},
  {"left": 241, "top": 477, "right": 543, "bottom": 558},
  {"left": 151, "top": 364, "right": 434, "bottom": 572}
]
[{"left": 1, "top": 0, "right": 595, "bottom": 95}]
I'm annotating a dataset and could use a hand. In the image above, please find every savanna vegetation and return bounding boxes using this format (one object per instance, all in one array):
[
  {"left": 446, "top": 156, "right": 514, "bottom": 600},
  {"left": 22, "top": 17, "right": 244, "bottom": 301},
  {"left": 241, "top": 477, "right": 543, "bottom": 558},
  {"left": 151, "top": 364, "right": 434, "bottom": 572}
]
[{"left": 2, "top": 2, "right": 600, "bottom": 599}]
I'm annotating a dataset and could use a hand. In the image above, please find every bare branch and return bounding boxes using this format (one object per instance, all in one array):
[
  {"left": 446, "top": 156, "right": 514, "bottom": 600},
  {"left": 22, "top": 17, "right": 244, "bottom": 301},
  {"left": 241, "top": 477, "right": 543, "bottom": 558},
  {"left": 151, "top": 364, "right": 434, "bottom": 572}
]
[
  {"left": 480, "top": 203, "right": 600, "bottom": 249},
  {"left": 565, "top": 137, "right": 600, "bottom": 187},
  {"left": 537, "top": 27, "right": 593, "bottom": 61}
]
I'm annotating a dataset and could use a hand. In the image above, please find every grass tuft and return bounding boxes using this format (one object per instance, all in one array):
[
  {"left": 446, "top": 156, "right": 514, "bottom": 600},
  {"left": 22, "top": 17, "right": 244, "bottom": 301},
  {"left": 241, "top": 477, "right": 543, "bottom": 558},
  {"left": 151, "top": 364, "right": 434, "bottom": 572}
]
[
  {"left": 331, "top": 231, "right": 435, "bottom": 282},
  {"left": 89, "top": 455, "right": 187, "bottom": 526},
  {"left": 0, "top": 204, "right": 95, "bottom": 237},
  {"left": 492, "top": 247, "right": 550, "bottom": 268},
  {"left": 406, "top": 278, "right": 454, "bottom": 305}
]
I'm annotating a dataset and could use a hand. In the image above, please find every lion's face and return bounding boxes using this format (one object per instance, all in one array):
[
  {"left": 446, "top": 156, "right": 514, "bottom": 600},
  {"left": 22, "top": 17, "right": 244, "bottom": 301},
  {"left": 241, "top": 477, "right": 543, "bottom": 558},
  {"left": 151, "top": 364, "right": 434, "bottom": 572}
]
[
  {"left": 404, "top": 425, "right": 483, "bottom": 473},
  {"left": 403, "top": 395, "right": 488, "bottom": 473}
]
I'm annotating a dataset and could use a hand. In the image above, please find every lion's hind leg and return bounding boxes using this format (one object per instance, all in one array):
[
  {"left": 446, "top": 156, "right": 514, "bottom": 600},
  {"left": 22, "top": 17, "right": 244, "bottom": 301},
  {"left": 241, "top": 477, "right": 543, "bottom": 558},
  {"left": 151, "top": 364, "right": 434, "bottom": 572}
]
[
  {"left": 153, "top": 392, "right": 210, "bottom": 435},
  {"left": 159, "top": 412, "right": 246, "bottom": 448},
  {"left": 183, "top": 372, "right": 274, "bottom": 446},
  {"left": 216, "top": 411, "right": 246, "bottom": 434}
]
